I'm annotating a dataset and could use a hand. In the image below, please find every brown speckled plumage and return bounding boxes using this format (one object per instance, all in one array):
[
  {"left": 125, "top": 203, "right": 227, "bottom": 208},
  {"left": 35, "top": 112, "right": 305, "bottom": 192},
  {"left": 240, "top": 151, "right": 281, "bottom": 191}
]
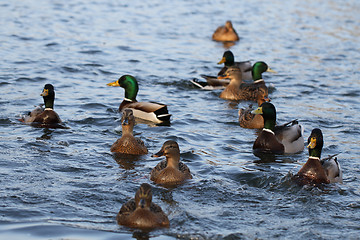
[
  {"left": 219, "top": 67, "right": 268, "bottom": 101},
  {"left": 212, "top": 21, "right": 239, "bottom": 42},
  {"left": 110, "top": 109, "right": 148, "bottom": 155},
  {"left": 238, "top": 91, "right": 269, "bottom": 129},
  {"left": 117, "top": 183, "right": 169, "bottom": 229},
  {"left": 150, "top": 141, "right": 192, "bottom": 185}
]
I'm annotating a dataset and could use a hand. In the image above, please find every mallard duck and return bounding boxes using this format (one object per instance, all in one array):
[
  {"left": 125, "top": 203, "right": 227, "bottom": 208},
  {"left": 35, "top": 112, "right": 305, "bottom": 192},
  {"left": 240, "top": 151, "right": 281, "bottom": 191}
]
[
  {"left": 217, "top": 50, "right": 252, "bottom": 80},
  {"left": 294, "top": 128, "right": 342, "bottom": 185},
  {"left": 150, "top": 140, "right": 192, "bottom": 186},
  {"left": 193, "top": 60, "right": 275, "bottom": 90},
  {"left": 117, "top": 183, "right": 169, "bottom": 229},
  {"left": 238, "top": 92, "right": 270, "bottom": 129},
  {"left": 252, "top": 102, "right": 304, "bottom": 154},
  {"left": 212, "top": 20, "right": 239, "bottom": 42},
  {"left": 219, "top": 64, "right": 270, "bottom": 101},
  {"left": 110, "top": 109, "right": 148, "bottom": 155},
  {"left": 107, "top": 75, "right": 171, "bottom": 124},
  {"left": 21, "top": 84, "right": 62, "bottom": 126}
]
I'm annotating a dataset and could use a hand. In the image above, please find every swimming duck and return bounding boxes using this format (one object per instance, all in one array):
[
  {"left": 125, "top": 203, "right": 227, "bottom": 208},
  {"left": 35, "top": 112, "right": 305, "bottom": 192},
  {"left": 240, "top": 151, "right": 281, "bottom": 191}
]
[
  {"left": 294, "top": 128, "right": 342, "bottom": 185},
  {"left": 21, "top": 84, "right": 62, "bottom": 126},
  {"left": 199, "top": 50, "right": 252, "bottom": 85},
  {"left": 110, "top": 109, "right": 148, "bottom": 155},
  {"left": 150, "top": 140, "right": 192, "bottom": 186},
  {"left": 212, "top": 20, "right": 239, "bottom": 42},
  {"left": 219, "top": 64, "right": 270, "bottom": 101},
  {"left": 217, "top": 50, "right": 252, "bottom": 80},
  {"left": 193, "top": 60, "right": 275, "bottom": 90},
  {"left": 117, "top": 183, "right": 169, "bottom": 229},
  {"left": 107, "top": 75, "right": 171, "bottom": 124},
  {"left": 252, "top": 102, "right": 304, "bottom": 154},
  {"left": 238, "top": 92, "right": 269, "bottom": 129}
]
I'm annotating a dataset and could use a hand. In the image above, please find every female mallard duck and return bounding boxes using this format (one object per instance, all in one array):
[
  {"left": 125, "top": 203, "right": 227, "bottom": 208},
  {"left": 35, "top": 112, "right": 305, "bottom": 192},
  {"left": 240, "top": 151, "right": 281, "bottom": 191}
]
[
  {"left": 110, "top": 109, "right": 148, "bottom": 155},
  {"left": 117, "top": 183, "right": 169, "bottom": 229},
  {"left": 212, "top": 20, "right": 239, "bottom": 42},
  {"left": 238, "top": 91, "right": 269, "bottom": 129},
  {"left": 107, "top": 75, "right": 171, "bottom": 124},
  {"left": 252, "top": 102, "right": 304, "bottom": 154},
  {"left": 21, "top": 84, "right": 62, "bottom": 126},
  {"left": 219, "top": 63, "right": 271, "bottom": 101},
  {"left": 150, "top": 140, "right": 192, "bottom": 186},
  {"left": 294, "top": 128, "right": 342, "bottom": 185}
]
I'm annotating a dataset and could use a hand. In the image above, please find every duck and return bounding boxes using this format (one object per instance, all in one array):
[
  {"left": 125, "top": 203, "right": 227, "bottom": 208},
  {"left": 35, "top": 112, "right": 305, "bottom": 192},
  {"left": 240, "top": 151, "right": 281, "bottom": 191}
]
[
  {"left": 107, "top": 75, "right": 171, "bottom": 124},
  {"left": 212, "top": 20, "right": 239, "bottom": 42},
  {"left": 193, "top": 60, "right": 275, "bottom": 90},
  {"left": 218, "top": 64, "right": 270, "bottom": 101},
  {"left": 199, "top": 50, "right": 252, "bottom": 85},
  {"left": 252, "top": 102, "right": 304, "bottom": 154},
  {"left": 238, "top": 92, "right": 270, "bottom": 129},
  {"left": 217, "top": 50, "right": 252, "bottom": 80},
  {"left": 110, "top": 108, "right": 148, "bottom": 155},
  {"left": 294, "top": 128, "right": 342, "bottom": 185},
  {"left": 150, "top": 140, "right": 192, "bottom": 186},
  {"left": 21, "top": 84, "right": 62, "bottom": 126},
  {"left": 117, "top": 183, "right": 169, "bottom": 229}
]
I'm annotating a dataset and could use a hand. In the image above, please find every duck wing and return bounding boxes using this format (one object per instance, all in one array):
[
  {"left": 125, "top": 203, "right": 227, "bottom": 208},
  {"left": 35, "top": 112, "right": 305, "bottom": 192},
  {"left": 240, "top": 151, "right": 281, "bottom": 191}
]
[
  {"left": 274, "top": 120, "right": 304, "bottom": 153},
  {"left": 321, "top": 155, "right": 342, "bottom": 183}
]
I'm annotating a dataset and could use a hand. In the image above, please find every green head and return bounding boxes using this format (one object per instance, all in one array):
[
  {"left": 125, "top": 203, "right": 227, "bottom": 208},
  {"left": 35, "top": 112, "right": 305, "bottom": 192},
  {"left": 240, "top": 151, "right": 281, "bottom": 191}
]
[
  {"left": 251, "top": 102, "right": 276, "bottom": 130},
  {"left": 40, "top": 84, "right": 55, "bottom": 109},
  {"left": 307, "top": 128, "right": 323, "bottom": 158},
  {"left": 218, "top": 50, "right": 235, "bottom": 66},
  {"left": 252, "top": 61, "right": 276, "bottom": 81},
  {"left": 107, "top": 75, "right": 138, "bottom": 101}
]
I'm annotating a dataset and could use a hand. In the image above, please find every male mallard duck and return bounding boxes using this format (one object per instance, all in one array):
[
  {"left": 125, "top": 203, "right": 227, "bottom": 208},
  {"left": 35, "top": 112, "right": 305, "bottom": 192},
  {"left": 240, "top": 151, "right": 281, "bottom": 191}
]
[
  {"left": 252, "top": 102, "right": 304, "bottom": 154},
  {"left": 107, "top": 75, "right": 171, "bottom": 124},
  {"left": 212, "top": 20, "right": 239, "bottom": 42},
  {"left": 238, "top": 92, "right": 269, "bottom": 129},
  {"left": 217, "top": 50, "right": 252, "bottom": 80},
  {"left": 219, "top": 63, "right": 271, "bottom": 101},
  {"left": 150, "top": 140, "right": 192, "bottom": 186},
  {"left": 110, "top": 109, "right": 148, "bottom": 155},
  {"left": 199, "top": 50, "right": 252, "bottom": 86},
  {"left": 294, "top": 128, "right": 342, "bottom": 185},
  {"left": 193, "top": 59, "right": 275, "bottom": 90},
  {"left": 117, "top": 183, "right": 169, "bottom": 229},
  {"left": 21, "top": 84, "right": 62, "bottom": 126}
]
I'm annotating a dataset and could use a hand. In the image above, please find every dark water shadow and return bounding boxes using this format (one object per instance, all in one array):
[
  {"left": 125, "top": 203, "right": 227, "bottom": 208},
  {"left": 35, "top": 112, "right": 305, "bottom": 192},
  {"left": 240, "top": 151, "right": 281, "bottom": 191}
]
[{"left": 112, "top": 153, "right": 148, "bottom": 170}]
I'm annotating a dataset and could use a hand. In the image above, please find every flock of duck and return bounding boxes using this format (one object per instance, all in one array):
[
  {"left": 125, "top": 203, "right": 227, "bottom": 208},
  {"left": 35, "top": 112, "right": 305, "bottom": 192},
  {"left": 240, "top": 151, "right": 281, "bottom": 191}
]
[{"left": 19, "top": 21, "right": 342, "bottom": 230}]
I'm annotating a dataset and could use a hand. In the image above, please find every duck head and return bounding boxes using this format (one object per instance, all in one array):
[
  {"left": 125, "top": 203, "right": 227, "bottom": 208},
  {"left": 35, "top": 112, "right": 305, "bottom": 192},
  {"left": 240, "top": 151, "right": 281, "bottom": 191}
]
[
  {"left": 121, "top": 108, "right": 135, "bottom": 134},
  {"left": 252, "top": 61, "right": 276, "bottom": 81},
  {"left": 134, "top": 183, "right": 152, "bottom": 210},
  {"left": 307, "top": 128, "right": 323, "bottom": 158},
  {"left": 251, "top": 102, "right": 276, "bottom": 131},
  {"left": 107, "top": 75, "right": 139, "bottom": 101},
  {"left": 40, "top": 84, "right": 55, "bottom": 109},
  {"left": 153, "top": 140, "right": 181, "bottom": 168},
  {"left": 218, "top": 50, "right": 235, "bottom": 66},
  {"left": 218, "top": 66, "right": 242, "bottom": 82}
]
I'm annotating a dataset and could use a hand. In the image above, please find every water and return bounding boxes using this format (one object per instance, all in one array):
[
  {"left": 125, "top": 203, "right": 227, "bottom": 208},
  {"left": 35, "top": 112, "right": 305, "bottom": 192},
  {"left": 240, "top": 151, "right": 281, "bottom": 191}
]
[{"left": 1, "top": 0, "right": 360, "bottom": 239}]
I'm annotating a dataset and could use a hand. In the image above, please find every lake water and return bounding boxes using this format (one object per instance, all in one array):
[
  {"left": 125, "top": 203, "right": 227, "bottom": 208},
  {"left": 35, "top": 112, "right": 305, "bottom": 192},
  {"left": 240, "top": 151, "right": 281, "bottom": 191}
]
[{"left": 1, "top": 0, "right": 360, "bottom": 239}]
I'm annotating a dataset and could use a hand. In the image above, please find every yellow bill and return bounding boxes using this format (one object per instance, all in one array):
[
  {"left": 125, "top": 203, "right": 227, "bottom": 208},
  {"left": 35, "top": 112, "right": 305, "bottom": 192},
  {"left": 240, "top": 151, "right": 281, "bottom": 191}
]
[
  {"left": 307, "top": 137, "right": 317, "bottom": 149},
  {"left": 217, "top": 57, "right": 226, "bottom": 64},
  {"left": 251, "top": 106, "right": 263, "bottom": 115},
  {"left": 107, "top": 80, "right": 120, "bottom": 87},
  {"left": 266, "top": 67, "right": 277, "bottom": 73},
  {"left": 40, "top": 89, "right": 48, "bottom": 96}
]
